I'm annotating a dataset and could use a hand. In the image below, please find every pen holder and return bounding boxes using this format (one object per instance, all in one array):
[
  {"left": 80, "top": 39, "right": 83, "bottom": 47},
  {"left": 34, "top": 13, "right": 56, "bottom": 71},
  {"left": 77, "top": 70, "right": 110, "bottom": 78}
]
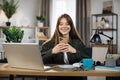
[{"left": 105, "top": 58, "right": 116, "bottom": 67}]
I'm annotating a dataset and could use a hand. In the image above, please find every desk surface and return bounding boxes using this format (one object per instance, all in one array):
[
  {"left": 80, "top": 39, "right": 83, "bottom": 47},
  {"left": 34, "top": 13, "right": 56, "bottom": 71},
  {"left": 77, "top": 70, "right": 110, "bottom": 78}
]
[{"left": 0, "top": 64, "right": 120, "bottom": 77}]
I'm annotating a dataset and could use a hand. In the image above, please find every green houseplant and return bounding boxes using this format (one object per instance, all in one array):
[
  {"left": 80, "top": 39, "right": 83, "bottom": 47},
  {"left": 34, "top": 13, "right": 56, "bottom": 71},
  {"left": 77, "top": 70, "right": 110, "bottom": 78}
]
[
  {"left": 105, "top": 53, "right": 116, "bottom": 67},
  {"left": 2, "top": 26, "right": 24, "bottom": 43},
  {"left": 36, "top": 15, "right": 46, "bottom": 22},
  {"left": 0, "top": 0, "right": 19, "bottom": 26},
  {"left": 36, "top": 15, "right": 46, "bottom": 26}
]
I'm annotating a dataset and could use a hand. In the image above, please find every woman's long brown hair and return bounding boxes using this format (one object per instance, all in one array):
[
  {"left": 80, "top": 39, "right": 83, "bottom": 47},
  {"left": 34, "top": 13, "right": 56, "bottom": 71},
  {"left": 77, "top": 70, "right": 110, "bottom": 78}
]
[{"left": 43, "top": 14, "right": 82, "bottom": 45}]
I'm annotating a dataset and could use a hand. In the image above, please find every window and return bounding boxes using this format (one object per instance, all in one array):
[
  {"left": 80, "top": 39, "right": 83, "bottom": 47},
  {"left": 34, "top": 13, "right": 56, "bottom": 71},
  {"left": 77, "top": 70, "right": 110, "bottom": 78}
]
[{"left": 50, "top": 0, "right": 76, "bottom": 36}]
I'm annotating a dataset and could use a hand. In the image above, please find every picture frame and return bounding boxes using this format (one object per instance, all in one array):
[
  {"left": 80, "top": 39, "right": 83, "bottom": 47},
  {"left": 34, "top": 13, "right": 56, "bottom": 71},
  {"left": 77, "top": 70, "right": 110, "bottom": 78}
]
[{"left": 102, "top": 1, "right": 113, "bottom": 14}]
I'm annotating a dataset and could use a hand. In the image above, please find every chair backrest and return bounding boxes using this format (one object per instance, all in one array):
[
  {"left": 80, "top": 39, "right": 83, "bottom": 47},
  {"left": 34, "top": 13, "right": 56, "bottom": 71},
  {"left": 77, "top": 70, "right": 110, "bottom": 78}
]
[{"left": 85, "top": 47, "right": 92, "bottom": 58}]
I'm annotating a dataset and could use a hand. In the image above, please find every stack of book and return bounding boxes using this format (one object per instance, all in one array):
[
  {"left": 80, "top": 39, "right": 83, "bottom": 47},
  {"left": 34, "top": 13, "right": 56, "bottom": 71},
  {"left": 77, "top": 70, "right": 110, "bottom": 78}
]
[{"left": 95, "top": 66, "right": 120, "bottom": 72}]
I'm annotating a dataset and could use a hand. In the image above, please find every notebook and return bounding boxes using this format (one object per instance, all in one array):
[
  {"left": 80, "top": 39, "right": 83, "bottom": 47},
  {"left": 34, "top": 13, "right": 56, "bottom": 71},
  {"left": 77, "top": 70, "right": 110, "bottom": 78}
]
[
  {"left": 95, "top": 66, "right": 120, "bottom": 72},
  {"left": 2, "top": 43, "right": 51, "bottom": 70}
]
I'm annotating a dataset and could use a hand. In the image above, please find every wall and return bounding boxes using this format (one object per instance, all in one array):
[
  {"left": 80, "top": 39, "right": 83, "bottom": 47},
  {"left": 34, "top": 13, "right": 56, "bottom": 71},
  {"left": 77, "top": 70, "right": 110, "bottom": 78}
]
[
  {"left": 0, "top": 0, "right": 40, "bottom": 26},
  {"left": 114, "top": 0, "right": 120, "bottom": 53}
]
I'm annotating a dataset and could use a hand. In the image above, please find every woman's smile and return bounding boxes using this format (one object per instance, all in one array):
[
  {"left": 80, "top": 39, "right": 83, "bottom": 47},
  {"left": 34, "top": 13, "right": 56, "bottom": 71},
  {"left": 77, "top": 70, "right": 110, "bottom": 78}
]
[
  {"left": 59, "top": 18, "right": 71, "bottom": 36},
  {"left": 61, "top": 27, "right": 69, "bottom": 32}
]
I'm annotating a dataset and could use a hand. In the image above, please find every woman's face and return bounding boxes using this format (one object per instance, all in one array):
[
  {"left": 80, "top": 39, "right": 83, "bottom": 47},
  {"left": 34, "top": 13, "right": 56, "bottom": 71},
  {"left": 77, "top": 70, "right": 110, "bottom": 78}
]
[{"left": 58, "top": 18, "right": 71, "bottom": 36}]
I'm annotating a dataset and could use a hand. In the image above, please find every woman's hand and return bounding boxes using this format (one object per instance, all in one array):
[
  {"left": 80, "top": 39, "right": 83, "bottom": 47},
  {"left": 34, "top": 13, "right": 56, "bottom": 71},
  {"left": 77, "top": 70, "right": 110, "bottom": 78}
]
[
  {"left": 52, "top": 43, "right": 67, "bottom": 54},
  {"left": 65, "top": 44, "right": 76, "bottom": 53},
  {"left": 52, "top": 43, "right": 76, "bottom": 54}
]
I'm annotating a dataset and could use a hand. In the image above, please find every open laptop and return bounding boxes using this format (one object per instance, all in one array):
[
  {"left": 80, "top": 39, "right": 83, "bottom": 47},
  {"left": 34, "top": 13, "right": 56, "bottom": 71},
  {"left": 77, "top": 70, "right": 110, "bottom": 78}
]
[{"left": 2, "top": 43, "right": 48, "bottom": 70}]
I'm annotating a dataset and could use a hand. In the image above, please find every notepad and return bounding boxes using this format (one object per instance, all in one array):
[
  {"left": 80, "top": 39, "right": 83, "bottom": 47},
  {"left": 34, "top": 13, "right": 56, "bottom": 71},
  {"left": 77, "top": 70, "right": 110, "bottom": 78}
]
[
  {"left": 95, "top": 66, "right": 120, "bottom": 72},
  {"left": 57, "top": 63, "right": 83, "bottom": 69}
]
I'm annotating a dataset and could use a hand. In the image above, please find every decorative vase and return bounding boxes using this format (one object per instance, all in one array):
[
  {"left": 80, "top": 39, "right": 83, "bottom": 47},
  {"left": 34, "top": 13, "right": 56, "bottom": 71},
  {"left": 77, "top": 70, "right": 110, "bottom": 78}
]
[
  {"left": 104, "top": 22, "right": 110, "bottom": 28},
  {"left": 37, "top": 21, "right": 43, "bottom": 27},
  {"left": 6, "top": 22, "right": 11, "bottom": 26}
]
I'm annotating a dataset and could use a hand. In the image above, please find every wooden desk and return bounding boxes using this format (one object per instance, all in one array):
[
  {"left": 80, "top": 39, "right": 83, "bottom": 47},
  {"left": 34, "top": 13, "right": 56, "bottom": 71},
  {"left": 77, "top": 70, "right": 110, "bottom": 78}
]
[{"left": 0, "top": 64, "right": 120, "bottom": 80}]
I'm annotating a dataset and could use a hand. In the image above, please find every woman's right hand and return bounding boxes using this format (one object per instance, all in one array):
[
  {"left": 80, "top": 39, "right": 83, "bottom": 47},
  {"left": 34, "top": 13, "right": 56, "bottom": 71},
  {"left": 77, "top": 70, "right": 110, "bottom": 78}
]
[{"left": 52, "top": 43, "right": 68, "bottom": 54}]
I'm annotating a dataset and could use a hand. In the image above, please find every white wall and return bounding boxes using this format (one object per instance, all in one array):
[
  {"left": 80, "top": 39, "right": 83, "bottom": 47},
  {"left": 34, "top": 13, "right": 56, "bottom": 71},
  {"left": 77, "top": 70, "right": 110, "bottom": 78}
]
[
  {"left": 114, "top": 0, "right": 120, "bottom": 53},
  {"left": 0, "top": 0, "right": 39, "bottom": 26},
  {"left": 14, "top": 0, "right": 40, "bottom": 42}
]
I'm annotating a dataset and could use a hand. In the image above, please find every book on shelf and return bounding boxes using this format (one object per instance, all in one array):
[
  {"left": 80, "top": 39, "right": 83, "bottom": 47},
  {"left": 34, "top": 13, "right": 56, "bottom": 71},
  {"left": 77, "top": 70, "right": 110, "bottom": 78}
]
[{"left": 95, "top": 66, "right": 120, "bottom": 72}]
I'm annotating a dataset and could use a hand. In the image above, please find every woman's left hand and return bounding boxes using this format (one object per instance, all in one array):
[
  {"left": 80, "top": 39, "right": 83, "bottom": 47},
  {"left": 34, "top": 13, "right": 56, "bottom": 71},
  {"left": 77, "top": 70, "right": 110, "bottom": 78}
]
[{"left": 65, "top": 44, "right": 76, "bottom": 53}]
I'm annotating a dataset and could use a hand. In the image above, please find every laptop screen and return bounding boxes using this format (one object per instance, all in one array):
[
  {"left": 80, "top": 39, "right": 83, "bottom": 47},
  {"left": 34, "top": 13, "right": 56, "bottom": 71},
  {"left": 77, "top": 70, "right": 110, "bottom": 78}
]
[{"left": 2, "top": 43, "right": 45, "bottom": 70}]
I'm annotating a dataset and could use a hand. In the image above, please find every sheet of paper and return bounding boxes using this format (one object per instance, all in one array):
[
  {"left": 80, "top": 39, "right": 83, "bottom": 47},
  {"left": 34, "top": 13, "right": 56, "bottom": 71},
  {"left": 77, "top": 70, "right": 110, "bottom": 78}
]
[{"left": 92, "top": 46, "right": 108, "bottom": 63}]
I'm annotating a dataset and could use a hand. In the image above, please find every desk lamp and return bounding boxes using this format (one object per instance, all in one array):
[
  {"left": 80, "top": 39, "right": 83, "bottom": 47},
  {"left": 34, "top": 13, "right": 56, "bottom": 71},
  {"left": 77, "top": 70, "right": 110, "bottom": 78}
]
[
  {"left": 90, "top": 29, "right": 114, "bottom": 66},
  {"left": 90, "top": 29, "right": 113, "bottom": 44},
  {"left": 90, "top": 29, "right": 102, "bottom": 44},
  {"left": 90, "top": 28, "right": 114, "bottom": 55},
  {"left": 90, "top": 29, "right": 114, "bottom": 54}
]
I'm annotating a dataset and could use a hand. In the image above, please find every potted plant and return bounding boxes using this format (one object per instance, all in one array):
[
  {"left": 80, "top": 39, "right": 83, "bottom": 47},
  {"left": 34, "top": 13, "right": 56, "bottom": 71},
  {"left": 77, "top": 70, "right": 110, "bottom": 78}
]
[
  {"left": 2, "top": 26, "right": 24, "bottom": 43},
  {"left": 105, "top": 54, "right": 116, "bottom": 67},
  {"left": 0, "top": 0, "right": 18, "bottom": 26},
  {"left": 36, "top": 15, "right": 46, "bottom": 26}
]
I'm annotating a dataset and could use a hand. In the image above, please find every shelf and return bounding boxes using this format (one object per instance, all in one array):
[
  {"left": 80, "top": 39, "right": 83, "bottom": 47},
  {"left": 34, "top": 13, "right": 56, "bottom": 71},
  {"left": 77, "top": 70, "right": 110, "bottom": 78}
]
[
  {"left": 37, "top": 26, "right": 49, "bottom": 29},
  {"left": 0, "top": 26, "right": 50, "bottom": 43},
  {"left": 91, "top": 13, "right": 118, "bottom": 54},
  {"left": 92, "top": 28, "right": 117, "bottom": 31},
  {"left": 36, "top": 27, "right": 50, "bottom": 40},
  {"left": 92, "top": 13, "right": 118, "bottom": 16},
  {"left": 38, "top": 38, "right": 48, "bottom": 40}
]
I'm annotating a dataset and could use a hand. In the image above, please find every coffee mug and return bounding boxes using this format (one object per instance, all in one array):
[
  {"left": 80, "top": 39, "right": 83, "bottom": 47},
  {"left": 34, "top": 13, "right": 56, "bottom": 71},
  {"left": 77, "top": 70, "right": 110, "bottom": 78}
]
[{"left": 80, "top": 58, "right": 93, "bottom": 70}]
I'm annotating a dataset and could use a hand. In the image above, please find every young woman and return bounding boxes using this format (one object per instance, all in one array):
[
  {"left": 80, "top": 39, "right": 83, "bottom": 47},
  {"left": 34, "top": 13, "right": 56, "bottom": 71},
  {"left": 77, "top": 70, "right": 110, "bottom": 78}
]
[{"left": 41, "top": 13, "right": 90, "bottom": 80}]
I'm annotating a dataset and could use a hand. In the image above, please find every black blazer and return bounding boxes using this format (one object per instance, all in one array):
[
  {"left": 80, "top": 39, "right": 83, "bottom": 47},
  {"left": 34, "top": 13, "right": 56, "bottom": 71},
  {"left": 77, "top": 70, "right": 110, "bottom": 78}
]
[{"left": 41, "top": 39, "right": 90, "bottom": 64}]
